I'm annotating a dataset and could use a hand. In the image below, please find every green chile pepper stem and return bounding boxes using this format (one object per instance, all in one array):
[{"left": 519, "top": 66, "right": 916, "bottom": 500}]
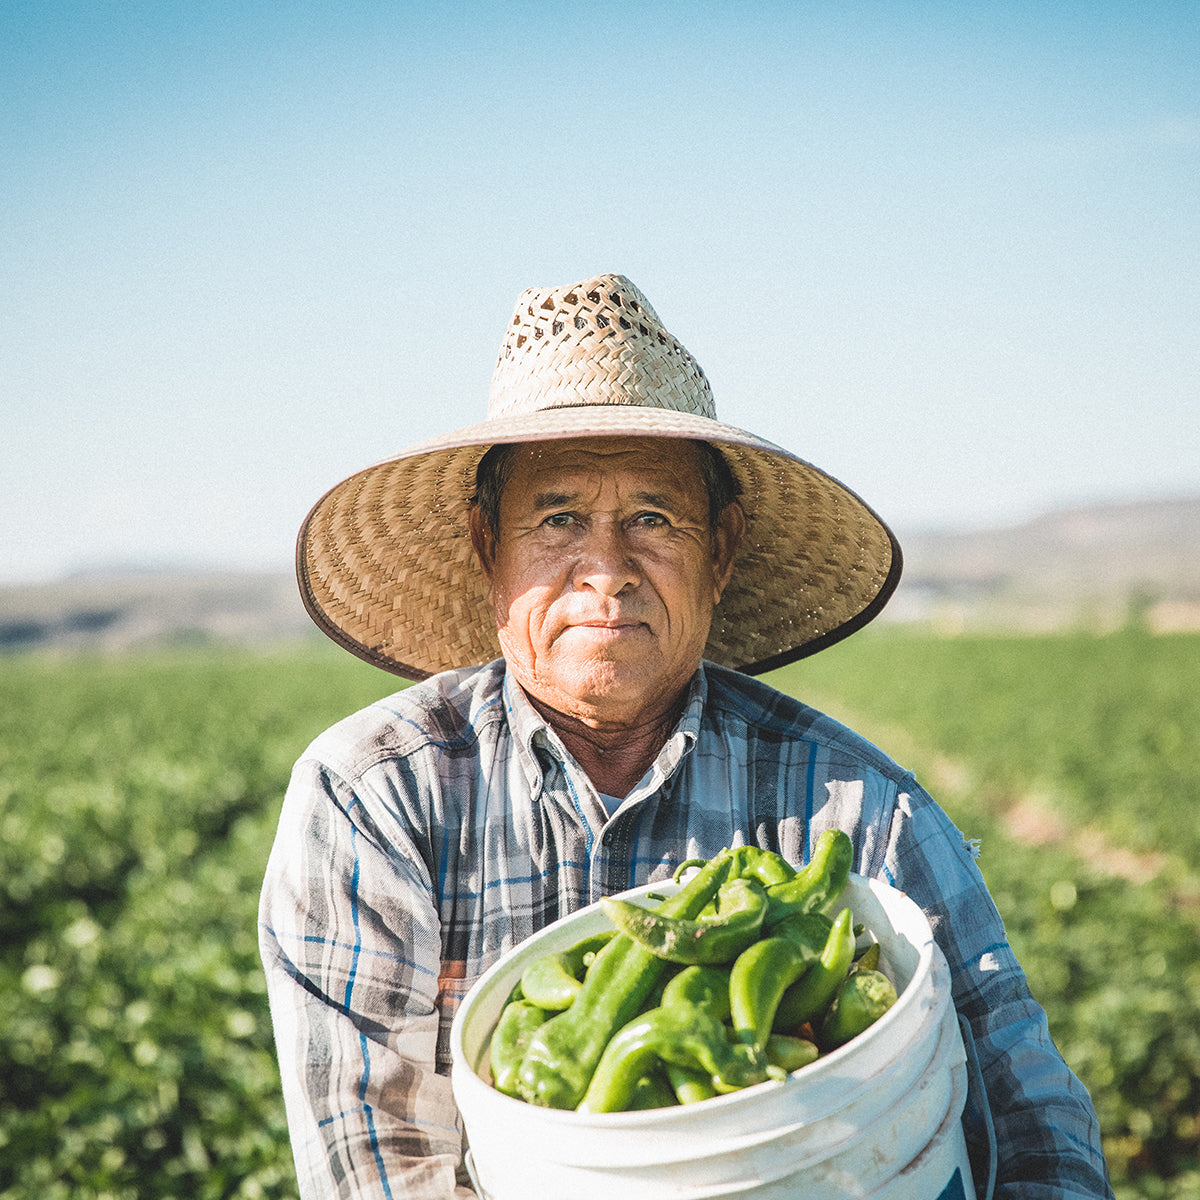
[
  {"left": 515, "top": 851, "right": 735, "bottom": 1109},
  {"left": 601, "top": 877, "right": 767, "bottom": 965},
  {"left": 763, "top": 829, "right": 853, "bottom": 926},
  {"left": 850, "top": 940, "right": 882, "bottom": 974},
  {"left": 577, "top": 1004, "right": 775, "bottom": 1114},
  {"left": 771, "top": 907, "right": 857, "bottom": 1030},
  {"left": 672, "top": 857, "right": 707, "bottom": 883}
]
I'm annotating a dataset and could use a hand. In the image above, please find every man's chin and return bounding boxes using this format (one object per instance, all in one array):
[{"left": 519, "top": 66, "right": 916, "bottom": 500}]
[
  {"left": 540, "top": 656, "right": 695, "bottom": 722},
  {"left": 557, "top": 659, "right": 644, "bottom": 705},
  {"left": 508, "top": 650, "right": 650, "bottom": 708}
]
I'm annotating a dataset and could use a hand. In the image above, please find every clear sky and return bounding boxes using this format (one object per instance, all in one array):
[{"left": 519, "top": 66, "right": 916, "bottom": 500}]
[{"left": 3, "top": 1, "right": 1197, "bottom": 584}]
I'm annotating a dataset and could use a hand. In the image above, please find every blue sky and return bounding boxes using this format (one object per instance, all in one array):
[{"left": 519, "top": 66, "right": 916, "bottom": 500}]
[{"left": 3, "top": 1, "right": 1197, "bottom": 583}]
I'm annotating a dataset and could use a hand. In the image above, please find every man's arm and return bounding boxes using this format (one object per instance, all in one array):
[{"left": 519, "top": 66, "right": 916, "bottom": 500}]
[
  {"left": 884, "top": 775, "right": 1113, "bottom": 1199},
  {"left": 258, "top": 758, "right": 475, "bottom": 1200}
]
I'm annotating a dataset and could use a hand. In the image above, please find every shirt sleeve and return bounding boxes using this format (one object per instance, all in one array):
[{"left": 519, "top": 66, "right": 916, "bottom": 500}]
[
  {"left": 883, "top": 773, "right": 1113, "bottom": 1200},
  {"left": 258, "top": 757, "right": 476, "bottom": 1200}
]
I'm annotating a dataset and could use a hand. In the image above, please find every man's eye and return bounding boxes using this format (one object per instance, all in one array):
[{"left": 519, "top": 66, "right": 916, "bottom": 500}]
[
  {"left": 635, "top": 512, "right": 668, "bottom": 527},
  {"left": 543, "top": 513, "right": 574, "bottom": 528}
]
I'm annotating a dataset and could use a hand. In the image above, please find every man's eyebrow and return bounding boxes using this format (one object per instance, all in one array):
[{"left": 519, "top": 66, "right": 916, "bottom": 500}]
[
  {"left": 531, "top": 489, "right": 577, "bottom": 510},
  {"left": 630, "top": 490, "right": 678, "bottom": 509}
]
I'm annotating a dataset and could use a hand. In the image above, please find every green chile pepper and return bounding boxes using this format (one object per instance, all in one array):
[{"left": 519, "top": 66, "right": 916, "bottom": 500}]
[
  {"left": 674, "top": 844, "right": 794, "bottom": 890},
  {"left": 729, "top": 934, "right": 817, "bottom": 1048},
  {"left": 516, "top": 850, "right": 735, "bottom": 1109},
  {"left": 519, "top": 930, "right": 616, "bottom": 1011},
  {"left": 819, "top": 968, "right": 898, "bottom": 1050},
  {"left": 763, "top": 829, "right": 853, "bottom": 926},
  {"left": 728, "top": 911, "right": 830, "bottom": 1046},
  {"left": 488, "top": 1000, "right": 549, "bottom": 1097},
  {"left": 660, "top": 964, "right": 732, "bottom": 1021},
  {"left": 601, "top": 877, "right": 768, "bottom": 965},
  {"left": 765, "top": 1032, "right": 820, "bottom": 1072},
  {"left": 577, "top": 1004, "right": 777, "bottom": 1113},
  {"left": 666, "top": 1061, "right": 719, "bottom": 1105},
  {"left": 725, "top": 844, "right": 797, "bottom": 888},
  {"left": 626, "top": 1066, "right": 679, "bottom": 1110},
  {"left": 773, "top": 910, "right": 834, "bottom": 953},
  {"left": 771, "top": 907, "right": 857, "bottom": 1030}
]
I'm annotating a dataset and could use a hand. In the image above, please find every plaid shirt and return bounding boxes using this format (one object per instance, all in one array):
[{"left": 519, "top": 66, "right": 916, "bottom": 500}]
[{"left": 259, "top": 659, "right": 1112, "bottom": 1200}]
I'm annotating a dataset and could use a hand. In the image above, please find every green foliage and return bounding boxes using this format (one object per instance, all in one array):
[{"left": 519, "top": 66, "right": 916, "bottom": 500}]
[{"left": 2, "top": 631, "right": 1196, "bottom": 1197}]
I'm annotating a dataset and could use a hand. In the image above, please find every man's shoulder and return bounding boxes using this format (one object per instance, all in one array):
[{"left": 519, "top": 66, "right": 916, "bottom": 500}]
[
  {"left": 701, "top": 662, "right": 908, "bottom": 782},
  {"left": 300, "top": 660, "right": 508, "bottom": 781}
]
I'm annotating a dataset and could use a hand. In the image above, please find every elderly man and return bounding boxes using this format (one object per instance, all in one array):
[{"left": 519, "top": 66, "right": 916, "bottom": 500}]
[{"left": 259, "top": 275, "right": 1112, "bottom": 1199}]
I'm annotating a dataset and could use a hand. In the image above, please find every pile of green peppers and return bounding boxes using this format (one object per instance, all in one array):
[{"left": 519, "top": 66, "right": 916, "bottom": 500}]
[{"left": 487, "top": 830, "right": 899, "bottom": 1113}]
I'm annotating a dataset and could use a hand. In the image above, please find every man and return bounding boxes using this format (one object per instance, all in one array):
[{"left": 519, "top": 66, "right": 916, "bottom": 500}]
[{"left": 260, "top": 274, "right": 1112, "bottom": 1199}]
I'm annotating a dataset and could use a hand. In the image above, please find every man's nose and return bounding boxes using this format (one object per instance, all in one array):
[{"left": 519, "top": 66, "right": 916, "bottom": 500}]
[{"left": 574, "top": 524, "right": 640, "bottom": 595}]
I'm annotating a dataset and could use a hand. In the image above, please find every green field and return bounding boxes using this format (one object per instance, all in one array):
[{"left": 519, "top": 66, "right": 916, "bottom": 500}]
[{"left": 1, "top": 631, "right": 1196, "bottom": 1198}]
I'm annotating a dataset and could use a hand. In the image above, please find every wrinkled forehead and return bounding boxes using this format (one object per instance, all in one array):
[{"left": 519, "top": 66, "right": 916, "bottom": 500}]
[
  {"left": 500, "top": 439, "right": 712, "bottom": 520},
  {"left": 504, "top": 435, "right": 707, "bottom": 494}
]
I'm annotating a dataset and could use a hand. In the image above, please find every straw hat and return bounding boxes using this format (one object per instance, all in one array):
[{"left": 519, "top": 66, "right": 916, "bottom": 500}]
[{"left": 297, "top": 273, "right": 902, "bottom": 680}]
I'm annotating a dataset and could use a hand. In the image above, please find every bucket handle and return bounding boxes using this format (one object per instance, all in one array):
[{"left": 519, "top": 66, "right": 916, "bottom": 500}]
[
  {"left": 464, "top": 1148, "right": 493, "bottom": 1200},
  {"left": 957, "top": 1013, "right": 997, "bottom": 1200}
]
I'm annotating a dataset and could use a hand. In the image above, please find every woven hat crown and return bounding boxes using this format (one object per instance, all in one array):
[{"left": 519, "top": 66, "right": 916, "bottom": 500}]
[{"left": 489, "top": 274, "right": 716, "bottom": 420}]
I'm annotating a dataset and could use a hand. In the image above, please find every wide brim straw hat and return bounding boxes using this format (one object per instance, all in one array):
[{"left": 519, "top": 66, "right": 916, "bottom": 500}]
[{"left": 297, "top": 273, "right": 902, "bottom": 680}]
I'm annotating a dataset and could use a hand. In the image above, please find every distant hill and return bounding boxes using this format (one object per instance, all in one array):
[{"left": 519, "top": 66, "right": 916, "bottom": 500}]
[
  {"left": 0, "top": 570, "right": 314, "bottom": 656},
  {"left": 892, "top": 494, "right": 1200, "bottom": 632},
  {"left": 2, "top": 494, "right": 1197, "bottom": 656}
]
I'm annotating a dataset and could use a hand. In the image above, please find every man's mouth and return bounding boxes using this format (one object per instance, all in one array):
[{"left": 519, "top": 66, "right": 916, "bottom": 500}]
[{"left": 569, "top": 619, "right": 643, "bottom": 635}]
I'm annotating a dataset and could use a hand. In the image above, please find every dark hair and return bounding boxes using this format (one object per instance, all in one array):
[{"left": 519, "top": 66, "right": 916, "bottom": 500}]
[
  {"left": 471, "top": 443, "right": 520, "bottom": 541},
  {"left": 470, "top": 439, "right": 742, "bottom": 539}
]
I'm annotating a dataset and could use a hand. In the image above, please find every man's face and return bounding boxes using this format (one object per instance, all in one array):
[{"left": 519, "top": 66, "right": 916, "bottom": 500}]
[{"left": 470, "top": 437, "right": 744, "bottom": 726}]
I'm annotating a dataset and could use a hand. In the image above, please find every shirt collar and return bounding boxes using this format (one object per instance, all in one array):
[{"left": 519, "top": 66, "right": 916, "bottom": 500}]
[
  {"left": 501, "top": 663, "right": 708, "bottom": 803},
  {"left": 633, "top": 666, "right": 705, "bottom": 803},
  {"left": 502, "top": 669, "right": 552, "bottom": 798}
]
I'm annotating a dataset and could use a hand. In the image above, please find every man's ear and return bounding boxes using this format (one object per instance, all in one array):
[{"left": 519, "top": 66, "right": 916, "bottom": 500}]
[
  {"left": 468, "top": 504, "right": 495, "bottom": 583},
  {"left": 712, "top": 501, "right": 746, "bottom": 602}
]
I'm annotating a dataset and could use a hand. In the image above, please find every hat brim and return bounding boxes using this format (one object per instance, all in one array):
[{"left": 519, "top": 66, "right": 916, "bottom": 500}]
[{"left": 297, "top": 405, "right": 902, "bottom": 680}]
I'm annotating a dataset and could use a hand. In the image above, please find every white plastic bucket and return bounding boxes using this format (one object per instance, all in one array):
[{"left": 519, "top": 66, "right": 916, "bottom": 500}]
[{"left": 451, "top": 873, "right": 975, "bottom": 1200}]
